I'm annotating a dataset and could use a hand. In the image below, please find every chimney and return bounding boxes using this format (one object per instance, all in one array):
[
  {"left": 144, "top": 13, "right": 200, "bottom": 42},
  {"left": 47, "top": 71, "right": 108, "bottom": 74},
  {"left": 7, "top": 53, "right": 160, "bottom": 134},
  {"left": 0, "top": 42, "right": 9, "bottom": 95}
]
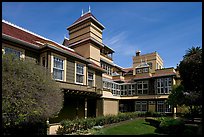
[{"left": 136, "top": 50, "right": 141, "bottom": 56}]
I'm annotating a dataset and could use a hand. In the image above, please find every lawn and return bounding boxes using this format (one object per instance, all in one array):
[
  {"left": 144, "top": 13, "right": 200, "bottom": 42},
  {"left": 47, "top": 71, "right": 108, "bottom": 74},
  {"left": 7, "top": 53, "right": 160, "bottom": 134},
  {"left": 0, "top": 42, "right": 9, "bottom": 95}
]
[{"left": 92, "top": 118, "right": 160, "bottom": 135}]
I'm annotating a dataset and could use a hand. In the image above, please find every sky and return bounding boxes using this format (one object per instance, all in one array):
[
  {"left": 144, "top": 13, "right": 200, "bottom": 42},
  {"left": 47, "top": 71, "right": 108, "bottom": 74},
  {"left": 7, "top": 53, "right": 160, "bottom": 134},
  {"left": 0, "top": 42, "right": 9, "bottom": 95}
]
[{"left": 2, "top": 2, "right": 202, "bottom": 68}]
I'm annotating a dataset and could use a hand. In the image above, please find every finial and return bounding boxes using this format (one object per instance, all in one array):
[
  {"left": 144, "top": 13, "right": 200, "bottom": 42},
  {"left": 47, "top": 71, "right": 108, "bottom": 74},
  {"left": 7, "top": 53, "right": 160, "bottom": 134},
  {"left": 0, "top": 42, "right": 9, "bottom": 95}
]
[
  {"left": 81, "top": 9, "right": 84, "bottom": 16},
  {"left": 89, "top": 5, "right": 91, "bottom": 13}
]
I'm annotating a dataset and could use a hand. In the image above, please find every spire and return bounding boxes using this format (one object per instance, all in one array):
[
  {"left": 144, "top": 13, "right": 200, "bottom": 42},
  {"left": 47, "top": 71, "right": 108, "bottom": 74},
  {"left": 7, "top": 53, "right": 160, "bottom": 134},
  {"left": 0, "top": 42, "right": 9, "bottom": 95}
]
[
  {"left": 88, "top": 5, "right": 91, "bottom": 13},
  {"left": 81, "top": 9, "right": 84, "bottom": 16}
]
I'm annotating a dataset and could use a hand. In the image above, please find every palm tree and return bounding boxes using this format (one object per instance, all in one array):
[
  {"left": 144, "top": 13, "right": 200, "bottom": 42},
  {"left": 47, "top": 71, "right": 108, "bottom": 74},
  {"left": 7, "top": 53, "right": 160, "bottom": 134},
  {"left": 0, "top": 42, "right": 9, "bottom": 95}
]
[{"left": 183, "top": 46, "right": 202, "bottom": 58}]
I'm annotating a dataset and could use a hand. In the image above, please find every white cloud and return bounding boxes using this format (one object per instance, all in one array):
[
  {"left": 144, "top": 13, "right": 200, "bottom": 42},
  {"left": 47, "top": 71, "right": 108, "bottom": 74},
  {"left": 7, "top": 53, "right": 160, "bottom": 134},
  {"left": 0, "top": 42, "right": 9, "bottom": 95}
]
[{"left": 104, "top": 31, "right": 139, "bottom": 57}]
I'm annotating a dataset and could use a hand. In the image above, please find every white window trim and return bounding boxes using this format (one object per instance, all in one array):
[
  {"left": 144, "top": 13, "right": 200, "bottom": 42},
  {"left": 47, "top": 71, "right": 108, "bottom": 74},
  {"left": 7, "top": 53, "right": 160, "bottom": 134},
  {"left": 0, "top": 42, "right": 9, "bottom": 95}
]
[
  {"left": 2, "top": 45, "right": 25, "bottom": 59},
  {"left": 75, "top": 61, "right": 86, "bottom": 85},
  {"left": 87, "top": 69, "right": 95, "bottom": 87},
  {"left": 51, "top": 53, "right": 66, "bottom": 81}
]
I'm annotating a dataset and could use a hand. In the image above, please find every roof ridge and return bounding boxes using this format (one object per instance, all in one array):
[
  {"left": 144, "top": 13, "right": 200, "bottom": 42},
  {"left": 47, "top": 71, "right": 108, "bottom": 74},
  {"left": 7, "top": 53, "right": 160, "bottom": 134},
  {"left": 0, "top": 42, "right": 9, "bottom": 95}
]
[
  {"left": 2, "top": 19, "right": 75, "bottom": 52},
  {"left": 2, "top": 19, "right": 49, "bottom": 41}
]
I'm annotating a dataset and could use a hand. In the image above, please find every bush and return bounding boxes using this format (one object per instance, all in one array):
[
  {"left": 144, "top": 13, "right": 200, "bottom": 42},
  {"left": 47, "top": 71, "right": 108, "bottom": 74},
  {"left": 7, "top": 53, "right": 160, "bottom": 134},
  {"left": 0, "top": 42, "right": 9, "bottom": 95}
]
[
  {"left": 2, "top": 54, "right": 63, "bottom": 135},
  {"left": 145, "top": 118, "right": 161, "bottom": 128},
  {"left": 157, "top": 118, "right": 185, "bottom": 135},
  {"left": 56, "top": 112, "right": 143, "bottom": 134}
]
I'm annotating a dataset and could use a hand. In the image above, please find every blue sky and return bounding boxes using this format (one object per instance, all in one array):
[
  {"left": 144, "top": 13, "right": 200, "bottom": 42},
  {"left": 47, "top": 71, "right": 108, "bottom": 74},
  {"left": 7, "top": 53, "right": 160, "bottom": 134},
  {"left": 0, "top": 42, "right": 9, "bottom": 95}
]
[{"left": 2, "top": 2, "right": 202, "bottom": 68}]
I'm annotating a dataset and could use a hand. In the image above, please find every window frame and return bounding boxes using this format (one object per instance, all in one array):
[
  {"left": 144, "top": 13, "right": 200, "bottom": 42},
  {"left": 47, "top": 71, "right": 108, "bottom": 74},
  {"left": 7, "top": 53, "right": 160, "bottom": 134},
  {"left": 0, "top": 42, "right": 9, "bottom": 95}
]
[
  {"left": 137, "top": 80, "right": 148, "bottom": 95},
  {"left": 2, "top": 45, "right": 25, "bottom": 59},
  {"left": 75, "top": 61, "right": 86, "bottom": 85},
  {"left": 87, "top": 70, "right": 95, "bottom": 87},
  {"left": 51, "top": 53, "right": 66, "bottom": 81},
  {"left": 156, "top": 77, "right": 172, "bottom": 94}
]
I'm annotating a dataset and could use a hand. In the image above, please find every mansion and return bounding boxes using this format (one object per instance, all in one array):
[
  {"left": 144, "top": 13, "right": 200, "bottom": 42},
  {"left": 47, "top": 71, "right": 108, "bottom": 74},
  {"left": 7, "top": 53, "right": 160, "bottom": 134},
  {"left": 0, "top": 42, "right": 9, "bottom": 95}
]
[{"left": 2, "top": 10, "right": 180, "bottom": 123}]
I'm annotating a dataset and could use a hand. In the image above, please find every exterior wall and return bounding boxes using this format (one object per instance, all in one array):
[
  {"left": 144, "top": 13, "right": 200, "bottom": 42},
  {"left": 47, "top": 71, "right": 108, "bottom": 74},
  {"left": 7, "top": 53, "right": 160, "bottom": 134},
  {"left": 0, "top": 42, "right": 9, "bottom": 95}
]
[
  {"left": 133, "top": 52, "right": 163, "bottom": 74},
  {"left": 103, "top": 99, "right": 119, "bottom": 115},
  {"left": 96, "top": 99, "right": 103, "bottom": 116},
  {"left": 90, "top": 23, "right": 102, "bottom": 43},
  {"left": 95, "top": 71, "right": 103, "bottom": 90},
  {"left": 100, "top": 54, "right": 113, "bottom": 64},
  {"left": 69, "top": 26, "right": 90, "bottom": 40},
  {"left": 2, "top": 42, "right": 39, "bottom": 62},
  {"left": 73, "top": 43, "right": 90, "bottom": 59},
  {"left": 69, "top": 21, "right": 103, "bottom": 44},
  {"left": 102, "top": 73, "right": 112, "bottom": 80},
  {"left": 89, "top": 44, "right": 100, "bottom": 66},
  {"left": 25, "top": 50, "right": 39, "bottom": 63},
  {"left": 66, "top": 57, "right": 75, "bottom": 83}
]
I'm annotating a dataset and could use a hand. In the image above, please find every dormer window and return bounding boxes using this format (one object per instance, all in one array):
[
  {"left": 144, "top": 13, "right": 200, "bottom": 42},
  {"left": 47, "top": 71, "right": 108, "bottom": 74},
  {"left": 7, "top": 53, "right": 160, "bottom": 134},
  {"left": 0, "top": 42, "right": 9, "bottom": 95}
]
[
  {"left": 143, "top": 68, "right": 149, "bottom": 73},
  {"left": 136, "top": 68, "right": 142, "bottom": 74},
  {"left": 147, "top": 62, "right": 152, "bottom": 69}
]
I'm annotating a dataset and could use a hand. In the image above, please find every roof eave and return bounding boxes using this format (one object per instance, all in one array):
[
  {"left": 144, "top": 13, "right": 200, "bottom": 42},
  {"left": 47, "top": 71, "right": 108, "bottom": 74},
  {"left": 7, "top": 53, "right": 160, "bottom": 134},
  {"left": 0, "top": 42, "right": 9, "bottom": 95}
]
[
  {"left": 67, "top": 16, "right": 105, "bottom": 30},
  {"left": 2, "top": 34, "right": 40, "bottom": 50}
]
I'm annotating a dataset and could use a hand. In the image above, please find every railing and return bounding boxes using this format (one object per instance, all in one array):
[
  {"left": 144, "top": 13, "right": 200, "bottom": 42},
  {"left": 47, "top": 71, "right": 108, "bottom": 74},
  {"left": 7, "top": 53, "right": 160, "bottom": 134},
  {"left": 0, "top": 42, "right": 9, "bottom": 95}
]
[{"left": 55, "top": 80, "right": 102, "bottom": 95}]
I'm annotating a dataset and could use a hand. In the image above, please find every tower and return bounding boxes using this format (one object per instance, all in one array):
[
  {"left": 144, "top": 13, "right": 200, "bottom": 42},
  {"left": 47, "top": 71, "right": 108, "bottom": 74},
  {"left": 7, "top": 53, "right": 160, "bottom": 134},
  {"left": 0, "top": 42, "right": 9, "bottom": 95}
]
[{"left": 67, "top": 7, "right": 105, "bottom": 66}]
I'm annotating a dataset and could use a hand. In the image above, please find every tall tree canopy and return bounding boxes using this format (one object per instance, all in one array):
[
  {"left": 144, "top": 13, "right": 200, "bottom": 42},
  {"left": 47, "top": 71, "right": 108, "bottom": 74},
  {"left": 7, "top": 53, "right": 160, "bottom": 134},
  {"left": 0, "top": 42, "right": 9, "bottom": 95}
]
[
  {"left": 167, "top": 46, "right": 202, "bottom": 117},
  {"left": 2, "top": 54, "right": 64, "bottom": 135}
]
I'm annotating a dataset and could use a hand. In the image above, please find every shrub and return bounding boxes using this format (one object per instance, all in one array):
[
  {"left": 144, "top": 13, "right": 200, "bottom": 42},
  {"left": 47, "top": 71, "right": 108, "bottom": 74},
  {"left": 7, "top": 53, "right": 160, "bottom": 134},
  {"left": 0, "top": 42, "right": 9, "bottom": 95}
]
[
  {"left": 56, "top": 112, "right": 143, "bottom": 135},
  {"left": 2, "top": 54, "right": 63, "bottom": 135},
  {"left": 145, "top": 118, "right": 161, "bottom": 128},
  {"left": 157, "top": 118, "right": 185, "bottom": 135}
]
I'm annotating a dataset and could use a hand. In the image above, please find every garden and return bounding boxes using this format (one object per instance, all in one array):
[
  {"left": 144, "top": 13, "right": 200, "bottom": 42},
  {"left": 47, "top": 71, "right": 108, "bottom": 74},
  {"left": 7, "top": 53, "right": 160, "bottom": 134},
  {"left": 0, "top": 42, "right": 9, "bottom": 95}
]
[{"left": 55, "top": 111, "right": 202, "bottom": 135}]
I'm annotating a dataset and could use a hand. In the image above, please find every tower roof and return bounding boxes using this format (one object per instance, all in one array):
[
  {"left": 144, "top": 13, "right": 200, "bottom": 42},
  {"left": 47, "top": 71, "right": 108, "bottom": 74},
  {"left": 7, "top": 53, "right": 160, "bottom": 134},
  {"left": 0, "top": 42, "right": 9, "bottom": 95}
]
[{"left": 67, "top": 12, "right": 105, "bottom": 30}]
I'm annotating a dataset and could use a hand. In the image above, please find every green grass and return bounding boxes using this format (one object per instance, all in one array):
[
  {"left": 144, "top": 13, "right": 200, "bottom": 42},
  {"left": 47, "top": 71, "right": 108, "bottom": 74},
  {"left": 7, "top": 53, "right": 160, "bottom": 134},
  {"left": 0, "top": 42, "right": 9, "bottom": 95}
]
[{"left": 92, "top": 118, "right": 160, "bottom": 135}]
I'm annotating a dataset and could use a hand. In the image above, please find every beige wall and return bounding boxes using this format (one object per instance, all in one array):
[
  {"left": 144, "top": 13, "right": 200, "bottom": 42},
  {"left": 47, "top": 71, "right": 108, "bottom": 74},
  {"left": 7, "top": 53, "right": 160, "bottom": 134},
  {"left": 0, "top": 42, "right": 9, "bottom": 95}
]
[
  {"left": 89, "top": 44, "right": 100, "bottom": 66},
  {"left": 148, "top": 104, "right": 155, "bottom": 112},
  {"left": 133, "top": 52, "right": 163, "bottom": 74},
  {"left": 102, "top": 73, "right": 112, "bottom": 80},
  {"left": 73, "top": 43, "right": 90, "bottom": 59},
  {"left": 103, "top": 99, "right": 119, "bottom": 115},
  {"left": 100, "top": 54, "right": 113, "bottom": 64},
  {"left": 69, "top": 26, "right": 90, "bottom": 40}
]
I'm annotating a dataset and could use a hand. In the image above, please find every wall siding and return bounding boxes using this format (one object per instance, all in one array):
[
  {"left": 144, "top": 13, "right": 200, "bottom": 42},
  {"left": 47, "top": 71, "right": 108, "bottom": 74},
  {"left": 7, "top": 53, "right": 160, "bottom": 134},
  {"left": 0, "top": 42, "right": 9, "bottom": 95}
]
[
  {"left": 25, "top": 50, "right": 39, "bottom": 63},
  {"left": 95, "top": 72, "right": 102, "bottom": 89},
  {"left": 66, "top": 58, "right": 75, "bottom": 83}
]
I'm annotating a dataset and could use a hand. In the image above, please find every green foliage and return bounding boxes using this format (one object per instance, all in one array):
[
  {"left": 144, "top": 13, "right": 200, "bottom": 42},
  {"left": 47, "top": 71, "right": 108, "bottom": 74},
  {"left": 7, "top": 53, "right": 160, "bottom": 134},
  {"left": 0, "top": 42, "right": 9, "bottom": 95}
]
[
  {"left": 2, "top": 54, "right": 64, "bottom": 135},
  {"left": 145, "top": 118, "right": 161, "bottom": 128},
  {"left": 167, "top": 85, "right": 185, "bottom": 106},
  {"left": 156, "top": 117, "right": 185, "bottom": 135},
  {"left": 56, "top": 112, "right": 142, "bottom": 135},
  {"left": 178, "top": 46, "right": 202, "bottom": 106}
]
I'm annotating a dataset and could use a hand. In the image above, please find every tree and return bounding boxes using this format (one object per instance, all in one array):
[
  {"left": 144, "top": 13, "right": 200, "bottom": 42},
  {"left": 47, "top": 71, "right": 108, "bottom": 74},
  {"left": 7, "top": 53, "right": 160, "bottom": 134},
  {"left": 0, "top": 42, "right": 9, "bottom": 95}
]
[
  {"left": 2, "top": 54, "right": 64, "bottom": 135},
  {"left": 167, "top": 46, "right": 202, "bottom": 119}
]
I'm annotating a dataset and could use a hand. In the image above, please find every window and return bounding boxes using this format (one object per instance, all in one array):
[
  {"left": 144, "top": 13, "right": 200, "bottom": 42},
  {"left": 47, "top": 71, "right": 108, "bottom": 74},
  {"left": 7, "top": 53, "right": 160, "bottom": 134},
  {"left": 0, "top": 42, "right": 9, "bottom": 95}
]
[
  {"left": 143, "top": 68, "right": 149, "bottom": 73},
  {"left": 136, "top": 68, "right": 142, "bottom": 74},
  {"left": 76, "top": 63, "right": 84, "bottom": 84},
  {"left": 100, "top": 61, "right": 112, "bottom": 75},
  {"left": 137, "top": 81, "right": 148, "bottom": 94},
  {"left": 53, "top": 56, "right": 64, "bottom": 80},
  {"left": 147, "top": 62, "right": 152, "bottom": 69},
  {"left": 135, "top": 101, "right": 147, "bottom": 112},
  {"left": 157, "top": 101, "right": 164, "bottom": 113},
  {"left": 156, "top": 78, "right": 172, "bottom": 94},
  {"left": 157, "top": 101, "right": 172, "bottom": 113},
  {"left": 4, "top": 46, "right": 23, "bottom": 59},
  {"left": 88, "top": 71, "right": 94, "bottom": 87}
]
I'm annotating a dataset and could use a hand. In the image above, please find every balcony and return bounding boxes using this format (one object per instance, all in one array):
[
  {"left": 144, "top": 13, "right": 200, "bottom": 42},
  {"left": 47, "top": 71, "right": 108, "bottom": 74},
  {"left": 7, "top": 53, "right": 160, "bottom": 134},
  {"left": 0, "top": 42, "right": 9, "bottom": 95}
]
[{"left": 56, "top": 80, "right": 102, "bottom": 97}]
